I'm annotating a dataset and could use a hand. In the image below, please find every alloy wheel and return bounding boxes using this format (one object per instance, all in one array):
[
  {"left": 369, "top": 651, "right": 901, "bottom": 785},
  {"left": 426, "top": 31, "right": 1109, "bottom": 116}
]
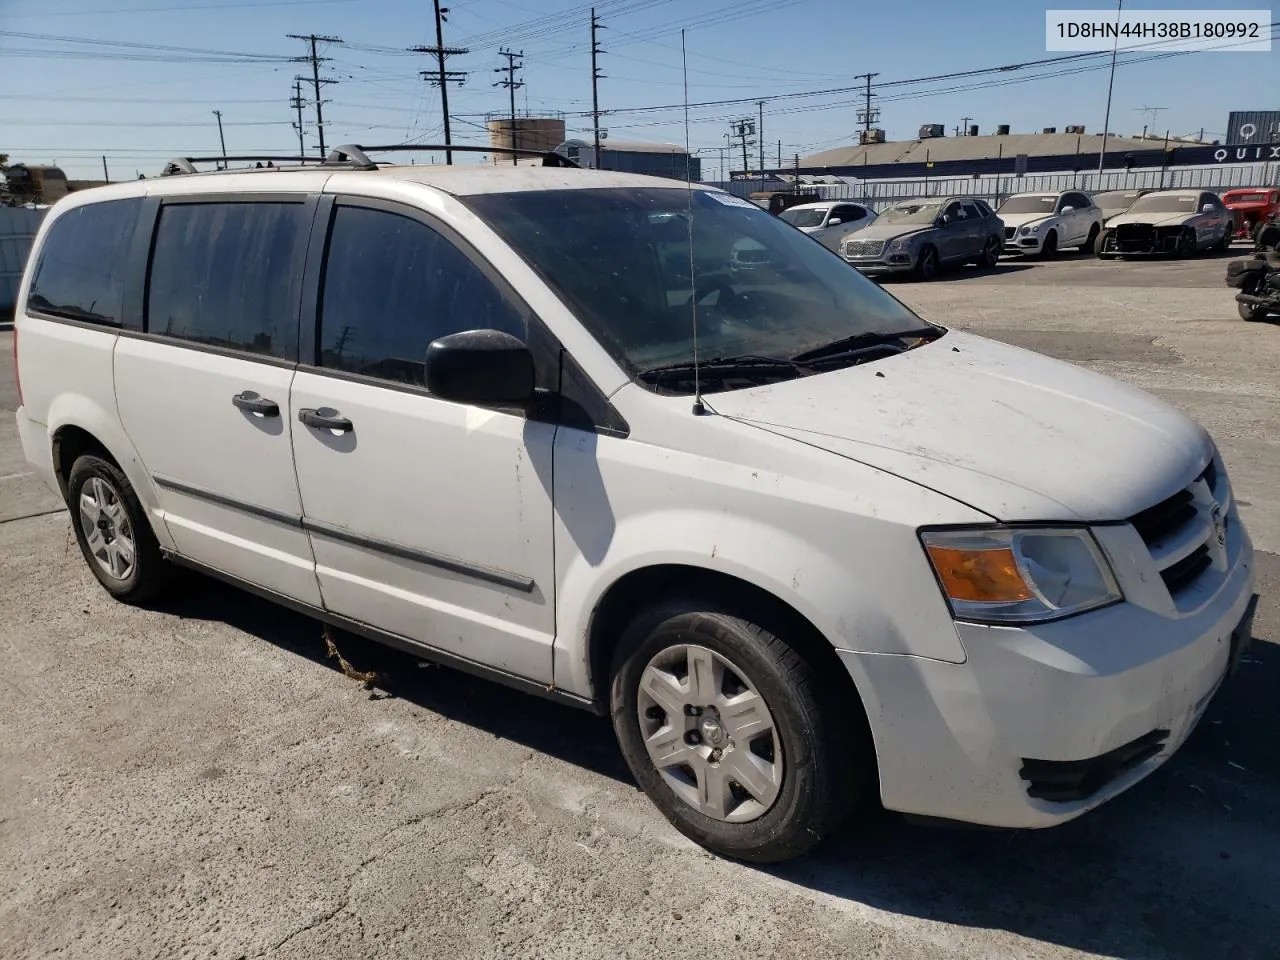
[
  {"left": 78, "top": 476, "right": 136, "bottom": 581},
  {"left": 636, "top": 643, "right": 783, "bottom": 823}
]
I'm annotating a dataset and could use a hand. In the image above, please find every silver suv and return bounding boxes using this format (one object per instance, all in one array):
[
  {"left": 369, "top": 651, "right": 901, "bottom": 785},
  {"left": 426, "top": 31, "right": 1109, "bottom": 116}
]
[{"left": 840, "top": 196, "right": 1005, "bottom": 280}]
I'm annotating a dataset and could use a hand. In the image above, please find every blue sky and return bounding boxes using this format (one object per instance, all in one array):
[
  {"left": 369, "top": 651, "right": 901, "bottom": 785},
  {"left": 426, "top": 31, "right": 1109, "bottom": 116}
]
[{"left": 1, "top": 0, "right": 1272, "bottom": 180}]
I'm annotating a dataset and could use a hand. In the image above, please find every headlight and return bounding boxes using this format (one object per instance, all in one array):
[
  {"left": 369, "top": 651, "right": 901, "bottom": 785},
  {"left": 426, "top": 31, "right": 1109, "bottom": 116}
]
[
  {"left": 920, "top": 527, "right": 1121, "bottom": 624},
  {"left": 1019, "top": 223, "right": 1043, "bottom": 236},
  {"left": 884, "top": 236, "right": 910, "bottom": 254}
]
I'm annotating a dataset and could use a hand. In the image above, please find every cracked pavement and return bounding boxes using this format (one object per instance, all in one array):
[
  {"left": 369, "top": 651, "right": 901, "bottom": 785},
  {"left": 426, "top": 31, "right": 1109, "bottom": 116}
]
[{"left": 1, "top": 251, "right": 1278, "bottom": 959}]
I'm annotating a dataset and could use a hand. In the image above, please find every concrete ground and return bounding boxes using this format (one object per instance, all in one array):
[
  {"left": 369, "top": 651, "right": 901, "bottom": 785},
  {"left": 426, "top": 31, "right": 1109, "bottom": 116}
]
[{"left": 1, "top": 246, "right": 1277, "bottom": 960}]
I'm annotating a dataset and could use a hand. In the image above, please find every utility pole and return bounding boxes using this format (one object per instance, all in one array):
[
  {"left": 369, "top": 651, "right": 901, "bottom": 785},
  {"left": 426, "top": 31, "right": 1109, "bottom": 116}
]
[
  {"left": 411, "top": 0, "right": 468, "bottom": 164},
  {"left": 287, "top": 34, "right": 342, "bottom": 158},
  {"left": 1097, "top": 0, "right": 1123, "bottom": 178},
  {"left": 290, "top": 79, "right": 306, "bottom": 157},
  {"left": 730, "top": 119, "right": 755, "bottom": 176},
  {"left": 590, "top": 8, "right": 606, "bottom": 169},
  {"left": 101, "top": 156, "right": 109, "bottom": 182},
  {"left": 494, "top": 49, "right": 524, "bottom": 166},
  {"left": 777, "top": 140, "right": 781, "bottom": 166},
  {"left": 756, "top": 100, "right": 765, "bottom": 173},
  {"left": 959, "top": 116, "right": 973, "bottom": 136},
  {"left": 854, "top": 72, "right": 879, "bottom": 143},
  {"left": 212, "top": 109, "right": 227, "bottom": 167}
]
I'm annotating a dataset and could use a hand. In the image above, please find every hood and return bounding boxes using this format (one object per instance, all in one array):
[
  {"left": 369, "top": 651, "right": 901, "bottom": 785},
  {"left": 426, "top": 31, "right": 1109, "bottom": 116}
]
[
  {"left": 1106, "top": 209, "right": 1197, "bottom": 228},
  {"left": 846, "top": 220, "right": 931, "bottom": 243},
  {"left": 708, "top": 330, "right": 1210, "bottom": 522},
  {"left": 1223, "top": 200, "right": 1269, "bottom": 212},
  {"left": 996, "top": 211, "right": 1057, "bottom": 229}
]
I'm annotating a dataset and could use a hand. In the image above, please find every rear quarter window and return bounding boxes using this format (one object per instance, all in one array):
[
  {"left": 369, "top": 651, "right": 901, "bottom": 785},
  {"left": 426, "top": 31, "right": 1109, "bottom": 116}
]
[{"left": 27, "top": 197, "right": 143, "bottom": 326}]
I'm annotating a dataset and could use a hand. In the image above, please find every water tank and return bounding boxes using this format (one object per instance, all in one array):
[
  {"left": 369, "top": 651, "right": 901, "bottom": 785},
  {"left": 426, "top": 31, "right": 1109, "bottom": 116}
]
[
  {"left": 1065, "top": 124, "right": 1086, "bottom": 134},
  {"left": 968, "top": 124, "right": 979, "bottom": 137},
  {"left": 486, "top": 116, "right": 567, "bottom": 162},
  {"left": 996, "top": 124, "right": 1010, "bottom": 135},
  {"left": 918, "top": 123, "right": 945, "bottom": 139},
  {"left": 1042, "top": 126, "right": 1057, "bottom": 134}
]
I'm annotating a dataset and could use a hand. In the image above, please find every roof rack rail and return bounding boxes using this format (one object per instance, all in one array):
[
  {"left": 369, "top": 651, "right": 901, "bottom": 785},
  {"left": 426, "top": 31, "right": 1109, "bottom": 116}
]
[
  {"left": 325, "top": 143, "right": 579, "bottom": 170},
  {"left": 160, "top": 154, "right": 334, "bottom": 177}
]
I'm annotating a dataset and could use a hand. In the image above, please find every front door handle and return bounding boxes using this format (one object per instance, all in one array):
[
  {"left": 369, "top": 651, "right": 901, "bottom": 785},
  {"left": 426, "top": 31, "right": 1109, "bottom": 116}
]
[
  {"left": 298, "top": 407, "right": 354, "bottom": 433},
  {"left": 232, "top": 391, "right": 280, "bottom": 417}
]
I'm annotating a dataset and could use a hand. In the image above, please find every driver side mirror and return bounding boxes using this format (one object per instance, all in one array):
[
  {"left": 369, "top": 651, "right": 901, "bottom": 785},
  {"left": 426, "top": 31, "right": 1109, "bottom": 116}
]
[
  {"left": 425, "top": 329, "right": 535, "bottom": 406},
  {"left": 826, "top": 217, "right": 842, "bottom": 226},
  {"left": 1060, "top": 205, "right": 1075, "bottom": 213},
  {"left": 1201, "top": 203, "right": 1216, "bottom": 213},
  {"left": 937, "top": 214, "right": 952, "bottom": 226}
]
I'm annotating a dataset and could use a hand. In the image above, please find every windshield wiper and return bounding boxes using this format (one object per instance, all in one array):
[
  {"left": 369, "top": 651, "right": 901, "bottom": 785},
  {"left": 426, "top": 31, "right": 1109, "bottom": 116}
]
[
  {"left": 638, "top": 354, "right": 812, "bottom": 383},
  {"left": 789, "top": 326, "right": 943, "bottom": 364}
]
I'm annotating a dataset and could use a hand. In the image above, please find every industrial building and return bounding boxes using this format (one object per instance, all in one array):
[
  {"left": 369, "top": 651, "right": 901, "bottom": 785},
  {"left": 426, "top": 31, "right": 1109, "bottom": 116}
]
[
  {"left": 484, "top": 113, "right": 567, "bottom": 163},
  {"left": 554, "top": 139, "right": 700, "bottom": 181}
]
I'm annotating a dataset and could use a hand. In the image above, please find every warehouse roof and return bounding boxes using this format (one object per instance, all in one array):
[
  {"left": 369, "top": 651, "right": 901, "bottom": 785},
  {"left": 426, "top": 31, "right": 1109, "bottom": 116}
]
[
  {"left": 559, "top": 138, "right": 690, "bottom": 155},
  {"left": 800, "top": 132, "right": 1163, "bottom": 168}
]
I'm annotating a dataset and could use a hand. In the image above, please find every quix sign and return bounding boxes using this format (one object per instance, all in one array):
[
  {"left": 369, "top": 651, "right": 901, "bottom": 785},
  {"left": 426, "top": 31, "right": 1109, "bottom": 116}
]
[
  {"left": 1210, "top": 143, "right": 1280, "bottom": 162},
  {"left": 1226, "top": 110, "right": 1280, "bottom": 146}
]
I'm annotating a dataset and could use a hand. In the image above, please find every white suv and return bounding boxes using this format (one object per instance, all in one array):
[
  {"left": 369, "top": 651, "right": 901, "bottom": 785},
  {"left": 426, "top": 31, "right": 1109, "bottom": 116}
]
[
  {"left": 13, "top": 147, "right": 1258, "bottom": 863},
  {"left": 997, "top": 190, "right": 1104, "bottom": 256}
]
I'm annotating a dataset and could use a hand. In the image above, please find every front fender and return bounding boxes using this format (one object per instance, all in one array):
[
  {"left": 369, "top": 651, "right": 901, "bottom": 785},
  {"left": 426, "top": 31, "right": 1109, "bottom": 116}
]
[{"left": 552, "top": 506, "right": 968, "bottom": 700}]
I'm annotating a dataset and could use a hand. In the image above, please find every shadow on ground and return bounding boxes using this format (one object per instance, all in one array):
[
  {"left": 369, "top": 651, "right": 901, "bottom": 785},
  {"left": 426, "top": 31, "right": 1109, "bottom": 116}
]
[{"left": 152, "top": 554, "right": 1280, "bottom": 960}]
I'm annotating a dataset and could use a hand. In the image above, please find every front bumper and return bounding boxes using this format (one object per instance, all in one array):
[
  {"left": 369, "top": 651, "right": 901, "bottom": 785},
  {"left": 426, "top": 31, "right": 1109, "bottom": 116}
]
[
  {"left": 841, "top": 521, "right": 1256, "bottom": 829},
  {"left": 1103, "top": 224, "right": 1186, "bottom": 256},
  {"left": 845, "top": 256, "right": 915, "bottom": 275},
  {"left": 1004, "top": 231, "right": 1045, "bottom": 254}
]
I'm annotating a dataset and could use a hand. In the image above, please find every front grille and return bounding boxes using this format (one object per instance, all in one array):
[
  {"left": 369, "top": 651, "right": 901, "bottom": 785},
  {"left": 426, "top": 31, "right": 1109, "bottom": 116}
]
[
  {"left": 1127, "top": 460, "right": 1223, "bottom": 599},
  {"left": 1130, "top": 488, "right": 1196, "bottom": 545},
  {"left": 1004, "top": 227, "right": 1016, "bottom": 240},
  {"left": 1020, "top": 729, "right": 1169, "bottom": 802},
  {"left": 1161, "top": 544, "right": 1212, "bottom": 594},
  {"left": 843, "top": 239, "right": 885, "bottom": 258}
]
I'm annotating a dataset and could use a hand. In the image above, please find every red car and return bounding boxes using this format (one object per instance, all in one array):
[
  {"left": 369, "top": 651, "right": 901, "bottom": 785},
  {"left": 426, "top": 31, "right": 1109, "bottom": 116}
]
[{"left": 1221, "top": 187, "right": 1280, "bottom": 242}]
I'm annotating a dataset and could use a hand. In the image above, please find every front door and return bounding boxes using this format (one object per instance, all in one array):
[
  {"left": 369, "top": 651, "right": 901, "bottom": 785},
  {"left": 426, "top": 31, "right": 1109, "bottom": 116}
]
[
  {"left": 936, "top": 201, "right": 970, "bottom": 262},
  {"left": 289, "top": 198, "right": 558, "bottom": 682},
  {"left": 114, "top": 196, "right": 322, "bottom": 605}
]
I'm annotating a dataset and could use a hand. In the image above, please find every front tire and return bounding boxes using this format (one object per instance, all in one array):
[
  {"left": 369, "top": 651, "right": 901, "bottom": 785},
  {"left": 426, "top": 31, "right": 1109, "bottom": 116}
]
[
  {"left": 1217, "top": 226, "right": 1233, "bottom": 253},
  {"left": 67, "top": 454, "right": 169, "bottom": 604},
  {"left": 609, "top": 599, "right": 866, "bottom": 863},
  {"left": 1176, "top": 229, "right": 1196, "bottom": 258},
  {"left": 1095, "top": 228, "right": 1116, "bottom": 259},
  {"left": 1238, "top": 300, "right": 1267, "bottom": 322},
  {"left": 915, "top": 245, "right": 939, "bottom": 281},
  {"left": 1039, "top": 230, "right": 1058, "bottom": 258},
  {"left": 1081, "top": 223, "right": 1100, "bottom": 252}
]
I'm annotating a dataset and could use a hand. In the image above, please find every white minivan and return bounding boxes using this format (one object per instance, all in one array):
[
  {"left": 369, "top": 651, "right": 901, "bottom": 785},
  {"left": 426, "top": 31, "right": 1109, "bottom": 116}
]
[{"left": 13, "top": 148, "right": 1258, "bottom": 863}]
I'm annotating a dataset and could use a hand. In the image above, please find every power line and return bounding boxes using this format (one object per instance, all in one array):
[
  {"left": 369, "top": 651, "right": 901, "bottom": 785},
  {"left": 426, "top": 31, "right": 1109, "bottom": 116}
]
[
  {"left": 411, "top": 0, "right": 468, "bottom": 165},
  {"left": 493, "top": 49, "right": 524, "bottom": 167},
  {"left": 287, "top": 33, "right": 342, "bottom": 158}
]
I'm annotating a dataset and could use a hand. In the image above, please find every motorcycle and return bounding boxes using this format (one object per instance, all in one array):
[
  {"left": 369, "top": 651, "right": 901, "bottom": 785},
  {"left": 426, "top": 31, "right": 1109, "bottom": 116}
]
[{"left": 1226, "top": 251, "right": 1280, "bottom": 322}]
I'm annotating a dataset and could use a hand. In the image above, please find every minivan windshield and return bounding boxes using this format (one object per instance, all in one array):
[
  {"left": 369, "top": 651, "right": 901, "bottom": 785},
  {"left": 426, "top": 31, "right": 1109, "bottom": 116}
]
[
  {"left": 1126, "top": 193, "right": 1200, "bottom": 214},
  {"left": 778, "top": 207, "right": 828, "bottom": 228},
  {"left": 465, "top": 188, "right": 933, "bottom": 394},
  {"left": 997, "top": 195, "right": 1057, "bottom": 215},
  {"left": 877, "top": 199, "right": 943, "bottom": 224}
]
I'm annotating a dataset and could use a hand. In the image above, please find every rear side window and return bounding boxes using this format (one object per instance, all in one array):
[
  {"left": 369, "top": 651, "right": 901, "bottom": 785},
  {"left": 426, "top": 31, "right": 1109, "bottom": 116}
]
[
  {"left": 147, "top": 201, "right": 308, "bottom": 359},
  {"left": 28, "top": 197, "right": 142, "bottom": 325},
  {"left": 316, "top": 205, "right": 524, "bottom": 387}
]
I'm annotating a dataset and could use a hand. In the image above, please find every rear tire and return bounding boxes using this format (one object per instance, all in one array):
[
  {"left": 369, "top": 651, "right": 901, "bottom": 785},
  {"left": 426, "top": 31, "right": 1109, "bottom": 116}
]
[
  {"left": 1080, "top": 223, "right": 1100, "bottom": 252},
  {"left": 609, "top": 598, "right": 867, "bottom": 863},
  {"left": 67, "top": 454, "right": 170, "bottom": 604},
  {"left": 975, "top": 236, "right": 1001, "bottom": 269}
]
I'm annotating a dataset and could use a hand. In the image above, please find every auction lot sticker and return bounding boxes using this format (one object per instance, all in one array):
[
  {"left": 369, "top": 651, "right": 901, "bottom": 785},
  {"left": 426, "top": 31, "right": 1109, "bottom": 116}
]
[{"left": 1046, "top": 9, "right": 1271, "bottom": 51}]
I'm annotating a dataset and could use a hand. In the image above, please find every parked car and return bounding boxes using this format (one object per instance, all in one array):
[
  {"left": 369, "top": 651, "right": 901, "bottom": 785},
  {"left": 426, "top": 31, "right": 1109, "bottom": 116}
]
[
  {"left": 1221, "top": 187, "right": 1280, "bottom": 243},
  {"left": 749, "top": 189, "right": 821, "bottom": 216},
  {"left": 839, "top": 196, "right": 1004, "bottom": 279},
  {"left": 1092, "top": 188, "right": 1152, "bottom": 224},
  {"left": 996, "top": 190, "right": 1103, "bottom": 256},
  {"left": 14, "top": 155, "right": 1256, "bottom": 863},
  {"left": 1097, "top": 189, "right": 1234, "bottom": 258},
  {"left": 778, "top": 200, "right": 877, "bottom": 251}
]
